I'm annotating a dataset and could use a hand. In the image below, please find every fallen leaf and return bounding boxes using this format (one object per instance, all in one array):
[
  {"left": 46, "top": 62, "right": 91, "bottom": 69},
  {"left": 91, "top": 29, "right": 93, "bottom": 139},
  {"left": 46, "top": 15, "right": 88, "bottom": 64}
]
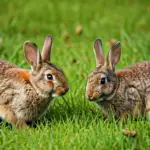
[
  {"left": 75, "top": 24, "right": 83, "bottom": 36},
  {"left": 80, "top": 73, "right": 84, "bottom": 78},
  {"left": 62, "top": 32, "right": 70, "bottom": 41},
  {"left": 107, "top": 38, "right": 117, "bottom": 47},
  {"left": 130, "top": 130, "right": 137, "bottom": 137},
  {"left": 123, "top": 129, "right": 137, "bottom": 137},
  {"left": 72, "top": 58, "right": 77, "bottom": 64}
]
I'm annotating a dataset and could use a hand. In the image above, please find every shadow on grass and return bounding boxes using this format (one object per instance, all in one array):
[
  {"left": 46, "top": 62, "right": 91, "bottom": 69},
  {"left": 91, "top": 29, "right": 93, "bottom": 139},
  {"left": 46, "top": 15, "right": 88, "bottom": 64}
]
[
  {"left": 32, "top": 96, "right": 148, "bottom": 129},
  {"left": 0, "top": 95, "right": 148, "bottom": 129}
]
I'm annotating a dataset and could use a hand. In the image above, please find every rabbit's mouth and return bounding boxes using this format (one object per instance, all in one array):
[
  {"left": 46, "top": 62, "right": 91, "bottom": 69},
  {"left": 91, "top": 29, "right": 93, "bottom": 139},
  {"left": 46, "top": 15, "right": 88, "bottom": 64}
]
[
  {"left": 52, "top": 86, "right": 69, "bottom": 97},
  {"left": 96, "top": 98, "right": 105, "bottom": 102},
  {"left": 87, "top": 92, "right": 106, "bottom": 102},
  {"left": 87, "top": 92, "right": 102, "bottom": 101},
  {"left": 94, "top": 93, "right": 106, "bottom": 102}
]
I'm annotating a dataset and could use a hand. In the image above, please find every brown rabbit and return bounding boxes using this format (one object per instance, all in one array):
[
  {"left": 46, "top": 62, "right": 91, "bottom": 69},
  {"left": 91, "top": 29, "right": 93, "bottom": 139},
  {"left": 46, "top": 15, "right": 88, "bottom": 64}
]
[
  {"left": 86, "top": 39, "right": 150, "bottom": 119},
  {"left": 0, "top": 35, "right": 69, "bottom": 128}
]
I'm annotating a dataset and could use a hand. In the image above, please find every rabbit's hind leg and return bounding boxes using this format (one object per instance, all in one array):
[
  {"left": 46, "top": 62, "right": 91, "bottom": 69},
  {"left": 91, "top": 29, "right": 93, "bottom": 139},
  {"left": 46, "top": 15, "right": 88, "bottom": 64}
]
[{"left": 0, "top": 105, "right": 27, "bottom": 129}]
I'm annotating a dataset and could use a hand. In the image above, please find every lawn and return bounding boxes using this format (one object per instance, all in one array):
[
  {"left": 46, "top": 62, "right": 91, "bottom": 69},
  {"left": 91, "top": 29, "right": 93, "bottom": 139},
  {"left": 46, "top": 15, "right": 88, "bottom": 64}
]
[{"left": 0, "top": 0, "right": 150, "bottom": 149}]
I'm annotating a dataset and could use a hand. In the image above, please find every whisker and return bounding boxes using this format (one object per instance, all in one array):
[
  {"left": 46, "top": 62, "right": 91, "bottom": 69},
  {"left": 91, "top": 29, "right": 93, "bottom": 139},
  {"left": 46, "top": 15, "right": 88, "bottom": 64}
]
[{"left": 62, "top": 96, "right": 70, "bottom": 109}]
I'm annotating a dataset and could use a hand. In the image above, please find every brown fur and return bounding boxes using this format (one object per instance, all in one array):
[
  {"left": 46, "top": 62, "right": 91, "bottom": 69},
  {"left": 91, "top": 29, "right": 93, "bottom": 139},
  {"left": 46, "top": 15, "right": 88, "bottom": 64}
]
[
  {"left": 86, "top": 39, "right": 150, "bottom": 119},
  {"left": 0, "top": 35, "right": 69, "bottom": 128}
]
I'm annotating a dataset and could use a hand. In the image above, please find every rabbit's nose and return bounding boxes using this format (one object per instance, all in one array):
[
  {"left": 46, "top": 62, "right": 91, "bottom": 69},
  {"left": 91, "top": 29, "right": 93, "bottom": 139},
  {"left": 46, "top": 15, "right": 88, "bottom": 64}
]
[
  {"left": 86, "top": 93, "right": 93, "bottom": 100},
  {"left": 55, "top": 86, "right": 69, "bottom": 96},
  {"left": 86, "top": 92, "right": 100, "bottom": 101},
  {"left": 61, "top": 88, "right": 69, "bottom": 95}
]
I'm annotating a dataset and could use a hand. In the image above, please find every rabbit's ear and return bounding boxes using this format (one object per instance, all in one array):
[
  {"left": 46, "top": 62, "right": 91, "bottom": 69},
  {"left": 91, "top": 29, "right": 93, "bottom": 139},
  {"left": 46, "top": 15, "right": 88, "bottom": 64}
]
[
  {"left": 24, "top": 41, "right": 42, "bottom": 69},
  {"left": 93, "top": 39, "right": 104, "bottom": 66},
  {"left": 41, "top": 34, "right": 53, "bottom": 62},
  {"left": 106, "top": 42, "right": 121, "bottom": 69}
]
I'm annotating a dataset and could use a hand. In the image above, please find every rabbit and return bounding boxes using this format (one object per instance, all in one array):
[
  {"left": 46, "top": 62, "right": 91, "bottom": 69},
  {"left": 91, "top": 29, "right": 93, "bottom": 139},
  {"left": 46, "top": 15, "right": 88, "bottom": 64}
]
[
  {"left": 0, "top": 35, "right": 69, "bottom": 128},
  {"left": 86, "top": 39, "right": 150, "bottom": 119}
]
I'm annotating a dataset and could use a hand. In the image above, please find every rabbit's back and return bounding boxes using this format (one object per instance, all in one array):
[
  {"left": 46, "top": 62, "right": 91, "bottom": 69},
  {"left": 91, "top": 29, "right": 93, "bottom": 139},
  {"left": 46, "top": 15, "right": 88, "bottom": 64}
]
[
  {"left": 128, "top": 61, "right": 150, "bottom": 92},
  {"left": 125, "top": 60, "right": 150, "bottom": 74},
  {"left": 113, "top": 60, "right": 150, "bottom": 116},
  {"left": 0, "top": 66, "right": 47, "bottom": 121},
  {"left": 0, "top": 59, "right": 18, "bottom": 72},
  {"left": 0, "top": 60, "right": 38, "bottom": 120},
  {"left": 0, "top": 59, "right": 20, "bottom": 104},
  {"left": 117, "top": 61, "right": 150, "bottom": 93}
]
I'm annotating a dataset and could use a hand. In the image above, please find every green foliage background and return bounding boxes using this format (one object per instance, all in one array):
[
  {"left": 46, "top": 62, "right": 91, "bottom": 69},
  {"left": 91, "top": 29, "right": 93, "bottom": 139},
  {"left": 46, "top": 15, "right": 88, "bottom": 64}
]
[{"left": 0, "top": 0, "right": 150, "bottom": 149}]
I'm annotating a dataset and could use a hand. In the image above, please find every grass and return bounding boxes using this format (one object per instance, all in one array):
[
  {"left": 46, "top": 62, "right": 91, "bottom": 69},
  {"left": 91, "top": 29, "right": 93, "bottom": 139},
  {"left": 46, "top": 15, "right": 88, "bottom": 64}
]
[{"left": 0, "top": 0, "right": 150, "bottom": 149}]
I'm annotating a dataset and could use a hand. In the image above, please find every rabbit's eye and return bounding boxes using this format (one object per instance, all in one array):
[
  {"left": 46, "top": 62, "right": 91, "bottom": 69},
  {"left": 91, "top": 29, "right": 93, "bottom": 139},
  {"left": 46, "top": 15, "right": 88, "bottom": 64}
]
[
  {"left": 101, "top": 77, "right": 106, "bottom": 84},
  {"left": 47, "top": 74, "right": 53, "bottom": 80}
]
